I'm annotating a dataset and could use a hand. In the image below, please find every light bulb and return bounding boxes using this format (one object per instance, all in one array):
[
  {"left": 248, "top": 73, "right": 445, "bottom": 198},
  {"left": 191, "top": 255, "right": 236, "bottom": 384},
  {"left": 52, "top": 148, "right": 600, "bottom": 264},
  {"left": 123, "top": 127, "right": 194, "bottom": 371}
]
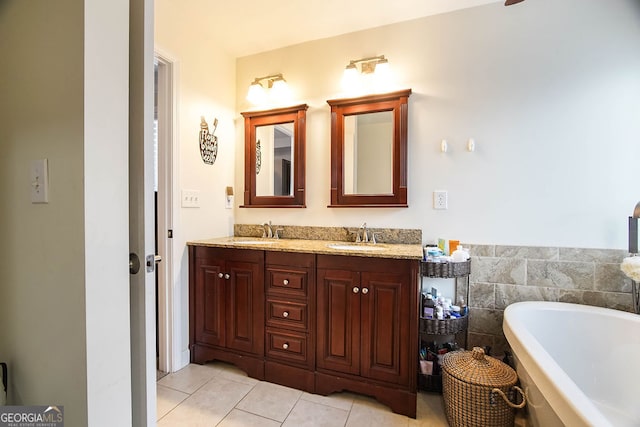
[
  {"left": 373, "top": 59, "right": 391, "bottom": 91},
  {"left": 246, "top": 82, "right": 266, "bottom": 105},
  {"left": 270, "top": 78, "right": 292, "bottom": 103},
  {"left": 341, "top": 64, "right": 360, "bottom": 92}
]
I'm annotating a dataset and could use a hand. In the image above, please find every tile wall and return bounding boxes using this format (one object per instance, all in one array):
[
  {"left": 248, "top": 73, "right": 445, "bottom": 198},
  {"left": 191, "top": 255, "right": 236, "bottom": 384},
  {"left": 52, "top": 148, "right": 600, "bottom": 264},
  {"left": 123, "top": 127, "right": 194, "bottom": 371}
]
[{"left": 464, "top": 244, "right": 634, "bottom": 356}]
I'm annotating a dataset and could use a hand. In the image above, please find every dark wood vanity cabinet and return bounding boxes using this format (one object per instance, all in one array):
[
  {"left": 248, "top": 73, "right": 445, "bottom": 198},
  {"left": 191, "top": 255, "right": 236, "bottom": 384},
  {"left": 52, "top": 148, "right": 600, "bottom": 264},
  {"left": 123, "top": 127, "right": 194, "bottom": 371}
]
[
  {"left": 316, "top": 255, "right": 419, "bottom": 418},
  {"left": 189, "top": 246, "right": 264, "bottom": 378},
  {"left": 189, "top": 244, "right": 419, "bottom": 418}
]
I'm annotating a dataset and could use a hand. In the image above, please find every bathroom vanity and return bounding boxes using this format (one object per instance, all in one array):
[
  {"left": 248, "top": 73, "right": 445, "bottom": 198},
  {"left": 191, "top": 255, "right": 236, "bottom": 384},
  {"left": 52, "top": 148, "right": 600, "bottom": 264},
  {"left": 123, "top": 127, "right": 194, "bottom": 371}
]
[{"left": 188, "top": 236, "right": 421, "bottom": 418}]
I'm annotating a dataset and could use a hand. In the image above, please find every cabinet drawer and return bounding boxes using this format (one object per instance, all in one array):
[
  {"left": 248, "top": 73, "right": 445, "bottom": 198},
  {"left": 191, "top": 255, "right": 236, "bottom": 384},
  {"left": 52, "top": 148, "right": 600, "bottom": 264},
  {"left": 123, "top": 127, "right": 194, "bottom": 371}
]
[
  {"left": 266, "top": 329, "right": 310, "bottom": 366},
  {"left": 267, "top": 268, "right": 308, "bottom": 298},
  {"left": 266, "top": 299, "right": 308, "bottom": 331}
]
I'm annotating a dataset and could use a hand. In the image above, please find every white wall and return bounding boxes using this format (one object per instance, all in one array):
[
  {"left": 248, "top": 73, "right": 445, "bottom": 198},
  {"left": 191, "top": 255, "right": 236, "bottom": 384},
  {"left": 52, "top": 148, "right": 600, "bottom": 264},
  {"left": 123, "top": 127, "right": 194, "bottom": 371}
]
[
  {"left": 235, "top": 0, "right": 640, "bottom": 250},
  {"left": 155, "top": 0, "right": 237, "bottom": 367}
]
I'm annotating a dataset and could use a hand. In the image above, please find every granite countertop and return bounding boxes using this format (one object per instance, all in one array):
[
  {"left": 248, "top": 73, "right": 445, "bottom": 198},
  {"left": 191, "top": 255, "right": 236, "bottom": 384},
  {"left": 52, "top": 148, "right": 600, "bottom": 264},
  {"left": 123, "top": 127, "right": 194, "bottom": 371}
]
[{"left": 187, "top": 236, "right": 423, "bottom": 260}]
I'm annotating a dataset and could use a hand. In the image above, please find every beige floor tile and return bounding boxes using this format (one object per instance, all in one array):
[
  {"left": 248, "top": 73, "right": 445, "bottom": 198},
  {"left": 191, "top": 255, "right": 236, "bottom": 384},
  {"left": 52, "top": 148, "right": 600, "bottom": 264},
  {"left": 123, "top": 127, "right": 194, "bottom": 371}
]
[
  {"left": 157, "top": 384, "right": 189, "bottom": 420},
  {"left": 157, "top": 363, "right": 222, "bottom": 394},
  {"left": 346, "top": 395, "right": 409, "bottom": 427},
  {"left": 409, "top": 392, "right": 448, "bottom": 427},
  {"left": 216, "top": 362, "right": 261, "bottom": 386},
  {"left": 217, "top": 409, "right": 282, "bottom": 427},
  {"left": 283, "top": 398, "right": 349, "bottom": 427},
  {"left": 236, "top": 381, "right": 303, "bottom": 422},
  {"left": 299, "top": 391, "right": 355, "bottom": 411},
  {"left": 158, "top": 377, "right": 253, "bottom": 426}
]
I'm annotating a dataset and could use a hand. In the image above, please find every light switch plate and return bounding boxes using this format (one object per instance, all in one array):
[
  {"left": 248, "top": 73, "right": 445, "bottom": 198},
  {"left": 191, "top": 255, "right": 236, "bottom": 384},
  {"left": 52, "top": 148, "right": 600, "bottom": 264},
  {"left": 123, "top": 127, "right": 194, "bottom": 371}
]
[
  {"left": 181, "top": 189, "right": 200, "bottom": 208},
  {"left": 30, "top": 159, "right": 49, "bottom": 203}
]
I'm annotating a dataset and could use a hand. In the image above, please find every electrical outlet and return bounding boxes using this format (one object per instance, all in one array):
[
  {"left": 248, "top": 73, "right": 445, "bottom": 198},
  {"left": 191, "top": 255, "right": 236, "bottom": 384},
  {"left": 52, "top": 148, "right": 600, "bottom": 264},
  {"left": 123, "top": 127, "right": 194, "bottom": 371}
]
[
  {"left": 433, "top": 190, "right": 448, "bottom": 210},
  {"left": 181, "top": 189, "right": 200, "bottom": 208}
]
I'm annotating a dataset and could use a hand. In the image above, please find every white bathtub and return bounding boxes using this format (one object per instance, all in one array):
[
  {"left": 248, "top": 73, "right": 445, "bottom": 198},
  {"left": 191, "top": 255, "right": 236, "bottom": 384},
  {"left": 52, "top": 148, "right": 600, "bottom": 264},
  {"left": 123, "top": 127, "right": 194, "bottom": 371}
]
[{"left": 503, "top": 301, "right": 640, "bottom": 427}]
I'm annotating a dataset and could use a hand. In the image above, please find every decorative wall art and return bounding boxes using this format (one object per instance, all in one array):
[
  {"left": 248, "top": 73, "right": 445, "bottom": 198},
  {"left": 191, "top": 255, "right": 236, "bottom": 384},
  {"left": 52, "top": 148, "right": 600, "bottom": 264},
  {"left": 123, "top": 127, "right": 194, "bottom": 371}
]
[
  {"left": 199, "top": 116, "right": 219, "bottom": 165},
  {"left": 255, "top": 139, "right": 262, "bottom": 174}
]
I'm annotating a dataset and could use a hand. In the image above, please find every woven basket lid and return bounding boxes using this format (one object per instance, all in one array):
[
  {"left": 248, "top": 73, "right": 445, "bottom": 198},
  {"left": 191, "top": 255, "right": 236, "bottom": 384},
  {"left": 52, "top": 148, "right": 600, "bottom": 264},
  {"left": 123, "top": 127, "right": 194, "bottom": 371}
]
[{"left": 442, "top": 347, "right": 517, "bottom": 388}]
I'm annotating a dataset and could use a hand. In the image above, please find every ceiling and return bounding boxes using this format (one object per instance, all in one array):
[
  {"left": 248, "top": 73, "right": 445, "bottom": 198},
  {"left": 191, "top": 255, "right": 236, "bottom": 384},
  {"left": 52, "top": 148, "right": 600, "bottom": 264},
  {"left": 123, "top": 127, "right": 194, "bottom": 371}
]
[{"left": 190, "top": 0, "right": 502, "bottom": 57}]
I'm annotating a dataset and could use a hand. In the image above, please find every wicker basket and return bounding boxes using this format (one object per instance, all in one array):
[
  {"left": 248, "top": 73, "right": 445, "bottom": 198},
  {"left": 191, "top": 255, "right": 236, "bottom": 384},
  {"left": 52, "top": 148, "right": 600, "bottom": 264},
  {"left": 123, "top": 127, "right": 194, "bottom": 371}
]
[
  {"left": 442, "top": 347, "right": 525, "bottom": 427},
  {"left": 420, "top": 315, "right": 468, "bottom": 335},
  {"left": 421, "top": 260, "right": 471, "bottom": 278}
]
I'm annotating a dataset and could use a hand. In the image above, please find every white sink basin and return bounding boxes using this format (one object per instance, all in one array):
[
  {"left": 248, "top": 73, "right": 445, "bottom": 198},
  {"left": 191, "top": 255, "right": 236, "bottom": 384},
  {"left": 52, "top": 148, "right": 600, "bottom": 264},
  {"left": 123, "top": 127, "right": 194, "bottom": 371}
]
[{"left": 327, "top": 244, "right": 384, "bottom": 251}]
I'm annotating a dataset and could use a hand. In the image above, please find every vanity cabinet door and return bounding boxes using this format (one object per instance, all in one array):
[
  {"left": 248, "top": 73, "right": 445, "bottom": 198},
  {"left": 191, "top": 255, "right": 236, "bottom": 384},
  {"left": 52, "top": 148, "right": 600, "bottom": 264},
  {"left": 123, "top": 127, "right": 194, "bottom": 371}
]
[
  {"left": 316, "top": 267, "right": 361, "bottom": 376},
  {"left": 193, "top": 256, "right": 225, "bottom": 348},
  {"left": 360, "top": 271, "right": 411, "bottom": 386},
  {"left": 225, "top": 259, "right": 264, "bottom": 355}
]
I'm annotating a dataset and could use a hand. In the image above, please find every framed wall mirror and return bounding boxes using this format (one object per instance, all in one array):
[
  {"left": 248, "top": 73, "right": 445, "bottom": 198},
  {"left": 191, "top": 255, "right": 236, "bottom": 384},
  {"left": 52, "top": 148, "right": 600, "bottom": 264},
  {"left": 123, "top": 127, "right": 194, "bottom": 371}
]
[
  {"left": 327, "top": 89, "right": 411, "bottom": 207},
  {"left": 241, "top": 104, "right": 308, "bottom": 207}
]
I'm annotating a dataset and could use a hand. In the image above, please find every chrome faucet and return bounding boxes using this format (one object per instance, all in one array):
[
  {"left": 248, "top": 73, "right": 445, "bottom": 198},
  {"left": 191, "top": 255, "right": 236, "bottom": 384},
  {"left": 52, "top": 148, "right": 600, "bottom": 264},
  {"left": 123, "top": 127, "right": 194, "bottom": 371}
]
[
  {"left": 356, "top": 222, "right": 369, "bottom": 243},
  {"left": 262, "top": 221, "right": 273, "bottom": 239}
]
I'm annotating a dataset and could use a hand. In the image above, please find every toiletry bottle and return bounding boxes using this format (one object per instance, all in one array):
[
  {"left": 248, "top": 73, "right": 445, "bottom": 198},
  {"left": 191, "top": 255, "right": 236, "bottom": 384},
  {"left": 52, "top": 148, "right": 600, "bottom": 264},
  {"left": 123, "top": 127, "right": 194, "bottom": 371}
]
[
  {"left": 457, "top": 296, "right": 468, "bottom": 316},
  {"left": 423, "top": 294, "right": 435, "bottom": 318}
]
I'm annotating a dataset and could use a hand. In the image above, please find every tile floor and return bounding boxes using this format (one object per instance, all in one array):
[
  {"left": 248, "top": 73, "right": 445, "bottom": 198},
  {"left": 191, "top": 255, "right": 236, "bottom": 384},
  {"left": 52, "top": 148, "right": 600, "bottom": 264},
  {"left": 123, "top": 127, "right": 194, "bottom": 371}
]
[{"left": 157, "top": 362, "right": 449, "bottom": 426}]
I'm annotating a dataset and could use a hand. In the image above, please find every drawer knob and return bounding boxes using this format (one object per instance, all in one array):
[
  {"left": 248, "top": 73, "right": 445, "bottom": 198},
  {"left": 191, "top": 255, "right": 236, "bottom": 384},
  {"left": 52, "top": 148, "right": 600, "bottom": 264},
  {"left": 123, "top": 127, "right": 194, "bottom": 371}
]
[
  {"left": 282, "top": 343, "right": 289, "bottom": 350},
  {"left": 224, "top": 273, "right": 230, "bottom": 280},
  {"left": 353, "top": 286, "right": 360, "bottom": 294},
  {"left": 283, "top": 311, "right": 289, "bottom": 318},
  {"left": 362, "top": 288, "right": 369, "bottom": 294},
  {"left": 218, "top": 273, "right": 224, "bottom": 278},
  {"left": 283, "top": 279, "right": 289, "bottom": 285}
]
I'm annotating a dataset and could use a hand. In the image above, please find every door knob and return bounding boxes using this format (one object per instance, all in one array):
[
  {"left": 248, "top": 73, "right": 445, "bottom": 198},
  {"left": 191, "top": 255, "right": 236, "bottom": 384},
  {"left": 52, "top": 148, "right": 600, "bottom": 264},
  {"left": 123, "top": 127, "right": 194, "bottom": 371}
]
[
  {"left": 218, "top": 273, "right": 224, "bottom": 278},
  {"left": 283, "top": 279, "right": 289, "bottom": 285},
  {"left": 283, "top": 311, "right": 289, "bottom": 318},
  {"left": 353, "top": 287, "right": 360, "bottom": 294},
  {"left": 361, "top": 288, "right": 369, "bottom": 294},
  {"left": 129, "top": 253, "right": 140, "bottom": 275},
  {"left": 224, "top": 273, "right": 230, "bottom": 280},
  {"left": 282, "top": 343, "right": 289, "bottom": 350}
]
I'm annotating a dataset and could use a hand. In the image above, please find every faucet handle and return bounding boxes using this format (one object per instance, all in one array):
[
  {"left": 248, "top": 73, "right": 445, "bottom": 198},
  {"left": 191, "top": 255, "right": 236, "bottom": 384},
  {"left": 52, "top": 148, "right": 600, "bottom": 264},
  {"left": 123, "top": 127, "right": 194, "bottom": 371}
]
[
  {"left": 371, "top": 232, "right": 382, "bottom": 244},
  {"left": 274, "top": 228, "right": 284, "bottom": 239}
]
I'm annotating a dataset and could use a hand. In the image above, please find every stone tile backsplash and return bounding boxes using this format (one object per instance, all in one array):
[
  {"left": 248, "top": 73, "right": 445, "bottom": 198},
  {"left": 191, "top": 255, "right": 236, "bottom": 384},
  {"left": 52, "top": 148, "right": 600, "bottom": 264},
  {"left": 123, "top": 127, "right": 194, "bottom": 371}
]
[{"left": 464, "top": 243, "right": 633, "bottom": 356}]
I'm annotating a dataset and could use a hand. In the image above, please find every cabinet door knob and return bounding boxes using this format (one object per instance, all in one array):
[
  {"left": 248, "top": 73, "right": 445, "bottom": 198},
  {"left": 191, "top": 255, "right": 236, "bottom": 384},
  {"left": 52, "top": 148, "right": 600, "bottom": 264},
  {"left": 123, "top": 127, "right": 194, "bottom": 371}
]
[
  {"left": 283, "top": 311, "right": 289, "bottom": 318},
  {"left": 282, "top": 343, "right": 289, "bottom": 350},
  {"left": 361, "top": 288, "right": 369, "bottom": 294},
  {"left": 283, "top": 279, "right": 289, "bottom": 285},
  {"left": 224, "top": 273, "right": 230, "bottom": 280},
  {"left": 353, "top": 286, "right": 360, "bottom": 294},
  {"left": 218, "top": 273, "right": 224, "bottom": 278}
]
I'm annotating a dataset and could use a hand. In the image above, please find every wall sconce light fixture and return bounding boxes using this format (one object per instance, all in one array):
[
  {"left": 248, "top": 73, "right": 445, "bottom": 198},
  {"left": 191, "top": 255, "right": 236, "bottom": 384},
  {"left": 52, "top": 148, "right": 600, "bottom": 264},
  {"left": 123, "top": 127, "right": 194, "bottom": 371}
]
[
  {"left": 341, "top": 55, "right": 391, "bottom": 92},
  {"left": 246, "top": 73, "right": 291, "bottom": 106}
]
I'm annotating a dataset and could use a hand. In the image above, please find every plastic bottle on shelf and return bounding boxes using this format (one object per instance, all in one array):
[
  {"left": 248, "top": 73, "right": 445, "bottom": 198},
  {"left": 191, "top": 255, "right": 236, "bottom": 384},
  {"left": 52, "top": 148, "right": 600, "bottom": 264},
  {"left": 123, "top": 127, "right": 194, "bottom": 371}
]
[
  {"left": 435, "top": 306, "right": 444, "bottom": 320},
  {"left": 452, "top": 246, "right": 470, "bottom": 262},
  {"left": 457, "top": 296, "right": 468, "bottom": 316},
  {"left": 423, "top": 294, "right": 435, "bottom": 318}
]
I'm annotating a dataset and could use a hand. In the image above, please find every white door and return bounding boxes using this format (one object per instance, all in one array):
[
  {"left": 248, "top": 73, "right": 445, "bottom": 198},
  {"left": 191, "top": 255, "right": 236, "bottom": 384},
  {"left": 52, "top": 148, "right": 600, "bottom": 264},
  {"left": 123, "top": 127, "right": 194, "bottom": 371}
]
[{"left": 129, "top": 0, "right": 156, "bottom": 425}]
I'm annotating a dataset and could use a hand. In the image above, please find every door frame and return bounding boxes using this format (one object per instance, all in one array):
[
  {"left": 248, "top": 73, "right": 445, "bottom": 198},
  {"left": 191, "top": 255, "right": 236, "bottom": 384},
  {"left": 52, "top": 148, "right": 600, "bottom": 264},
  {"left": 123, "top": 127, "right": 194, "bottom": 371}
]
[{"left": 154, "top": 51, "right": 178, "bottom": 373}]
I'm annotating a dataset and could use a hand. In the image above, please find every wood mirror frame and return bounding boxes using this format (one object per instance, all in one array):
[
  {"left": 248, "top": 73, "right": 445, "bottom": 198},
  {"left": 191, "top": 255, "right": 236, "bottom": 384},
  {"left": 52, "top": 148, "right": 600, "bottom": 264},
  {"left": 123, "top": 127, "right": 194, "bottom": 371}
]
[
  {"left": 241, "top": 104, "right": 308, "bottom": 208},
  {"left": 327, "top": 89, "right": 411, "bottom": 207}
]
